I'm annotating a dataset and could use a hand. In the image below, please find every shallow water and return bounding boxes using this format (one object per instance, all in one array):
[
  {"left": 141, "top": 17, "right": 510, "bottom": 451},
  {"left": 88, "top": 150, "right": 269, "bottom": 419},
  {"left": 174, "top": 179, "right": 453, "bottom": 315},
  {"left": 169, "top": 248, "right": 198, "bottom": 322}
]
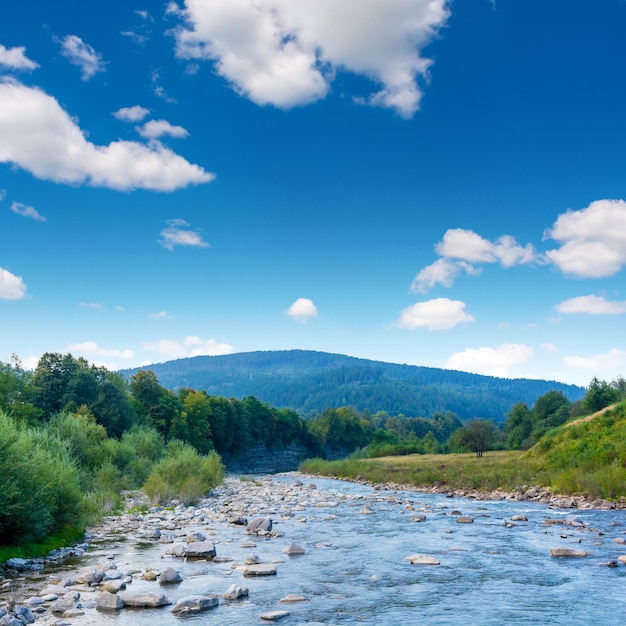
[{"left": 42, "top": 475, "right": 626, "bottom": 625}]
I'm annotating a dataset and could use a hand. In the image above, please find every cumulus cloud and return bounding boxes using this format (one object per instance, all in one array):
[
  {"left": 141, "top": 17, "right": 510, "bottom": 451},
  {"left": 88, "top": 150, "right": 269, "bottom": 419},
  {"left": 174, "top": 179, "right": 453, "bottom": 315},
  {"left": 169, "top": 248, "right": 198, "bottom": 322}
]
[
  {"left": 10, "top": 201, "right": 45, "bottom": 222},
  {"left": 113, "top": 105, "right": 150, "bottom": 122},
  {"left": 137, "top": 119, "right": 189, "bottom": 139},
  {"left": 411, "top": 228, "right": 536, "bottom": 293},
  {"left": 66, "top": 341, "right": 135, "bottom": 359},
  {"left": 544, "top": 199, "right": 626, "bottom": 278},
  {"left": 564, "top": 348, "right": 626, "bottom": 372},
  {"left": 394, "top": 298, "right": 475, "bottom": 330},
  {"left": 172, "top": 0, "right": 450, "bottom": 118},
  {"left": 445, "top": 343, "right": 534, "bottom": 377},
  {"left": 286, "top": 297, "right": 318, "bottom": 321},
  {"left": 0, "top": 266, "right": 27, "bottom": 299},
  {"left": 58, "top": 35, "right": 106, "bottom": 80},
  {"left": 0, "top": 44, "right": 38, "bottom": 71},
  {"left": 159, "top": 219, "right": 210, "bottom": 250},
  {"left": 143, "top": 336, "right": 233, "bottom": 358},
  {"left": 556, "top": 295, "right": 626, "bottom": 315},
  {"left": 0, "top": 79, "right": 213, "bottom": 191}
]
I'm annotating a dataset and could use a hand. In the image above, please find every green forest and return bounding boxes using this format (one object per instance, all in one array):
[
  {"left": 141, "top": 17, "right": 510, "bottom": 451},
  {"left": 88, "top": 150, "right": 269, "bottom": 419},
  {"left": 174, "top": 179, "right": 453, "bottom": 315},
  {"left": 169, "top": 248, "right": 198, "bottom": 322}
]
[{"left": 0, "top": 351, "right": 622, "bottom": 557}]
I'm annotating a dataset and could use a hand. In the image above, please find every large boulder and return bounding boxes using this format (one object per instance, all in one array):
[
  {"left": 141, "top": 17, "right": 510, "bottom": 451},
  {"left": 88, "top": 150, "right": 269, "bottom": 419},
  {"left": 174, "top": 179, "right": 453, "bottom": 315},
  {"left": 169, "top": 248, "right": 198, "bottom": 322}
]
[
  {"left": 223, "top": 584, "right": 248, "bottom": 600},
  {"left": 159, "top": 567, "right": 182, "bottom": 585},
  {"left": 246, "top": 518, "right": 272, "bottom": 534},
  {"left": 550, "top": 548, "right": 590, "bottom": 558},
  {"left": 96, "top": 592, "right": 123, "bottom": 611},
  {"left": 244, "top": 563, "right": 277, "bottom": 577},
  {"left": 405, "top": 554, "right": 440, "bottom": 565},
  {"left": 171, "top": 595, "right": 219, "bottom": 614},
  {"left": 184, "top": 541, "right": 216, "bottom": 560}
]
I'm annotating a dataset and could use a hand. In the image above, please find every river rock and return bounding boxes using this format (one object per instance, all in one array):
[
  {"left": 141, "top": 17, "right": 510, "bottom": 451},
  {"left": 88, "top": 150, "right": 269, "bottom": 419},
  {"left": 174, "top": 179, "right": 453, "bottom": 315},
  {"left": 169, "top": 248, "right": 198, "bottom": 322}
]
[
  {"left": 412, "top": 514, "right": 427, "bottom": 522},
  {"left": 405, "top": 554, "right": 440, "bottom": 565},
  {"left": 50, "top": 599, "right": 76, "bottom": 614},
  {"left": 244, "top": 563, "right": 277, "bottom": 577},
  {"left": 279, "top": 594, "right": 306, "bottom": 602},
  {"left": 13, "top": 606, "right": 34, "bottom": 624},
  {"left": 245, "top": 553, "right": 262, "bottom": 565},
  {"left": 247, "top": 517, "right": 273, "bottom": 534},
  {"left": 456, "top": 516, "right": 474, "bottom": 523},
  {"left": 260, "top": 610, "right": 290, "bottom": 621},
  {"left": 283, "top": 543, "right": 305, "bottom": 555},
  {"left": 223, "top": 584, "right": 248, "bottom": 600},
  {"left": 96, "top": 591, "right": 123, "bottom": 611},
  {"left": 550, "top": 548, "right": 590, "bottom": 558},
  {"left": 171, "top": 595, "right": 219, "bottom": 614},
  {"left": 159, "top": 567, "right": 182, "bottom": 585},
  {"left": 184, "top": 540, "right": 216, "bottom": 559},
  {"left": 511, "top": 515, "right": 528, "bottom": 522},
  {"left": 121, "top": 592, "right": 172, "bottom": 607},
  {"left": 101, "top": 579, "right": 126, "bottom": 593},
  {"left": 565, "top": 515, "right": 585, "bottom": 527}
]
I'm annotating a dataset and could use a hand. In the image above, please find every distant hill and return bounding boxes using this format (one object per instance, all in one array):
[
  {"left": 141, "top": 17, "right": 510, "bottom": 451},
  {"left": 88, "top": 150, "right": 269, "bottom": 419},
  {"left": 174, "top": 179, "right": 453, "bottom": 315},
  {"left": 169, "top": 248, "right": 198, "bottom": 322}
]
[{"left": 120, "top": 350, "right": 585, "bottom": 423}]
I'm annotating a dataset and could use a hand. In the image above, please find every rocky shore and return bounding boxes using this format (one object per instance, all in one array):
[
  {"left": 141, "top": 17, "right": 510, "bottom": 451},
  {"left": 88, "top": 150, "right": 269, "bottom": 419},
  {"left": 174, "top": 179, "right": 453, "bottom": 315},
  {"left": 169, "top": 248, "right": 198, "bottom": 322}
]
[{"left": 1, "top": 474, "right": 625, "bottom": 625}]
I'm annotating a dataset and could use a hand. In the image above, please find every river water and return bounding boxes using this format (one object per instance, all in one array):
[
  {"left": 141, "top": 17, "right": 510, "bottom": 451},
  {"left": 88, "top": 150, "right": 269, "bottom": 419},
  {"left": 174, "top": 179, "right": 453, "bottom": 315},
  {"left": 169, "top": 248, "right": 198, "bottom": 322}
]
[{"left": 37, "top": 474, "right": 626, "bottom": 625}]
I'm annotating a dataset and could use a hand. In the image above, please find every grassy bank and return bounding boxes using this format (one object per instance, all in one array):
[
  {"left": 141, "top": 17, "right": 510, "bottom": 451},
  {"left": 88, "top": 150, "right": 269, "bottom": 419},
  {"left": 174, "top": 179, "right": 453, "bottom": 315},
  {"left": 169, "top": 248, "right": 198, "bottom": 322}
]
[
  {"left": 300, "top": 451, "right": 546, "bottom": 493},
  {"left": 300, "top": 401, "right": 626, "bottom": 500}
]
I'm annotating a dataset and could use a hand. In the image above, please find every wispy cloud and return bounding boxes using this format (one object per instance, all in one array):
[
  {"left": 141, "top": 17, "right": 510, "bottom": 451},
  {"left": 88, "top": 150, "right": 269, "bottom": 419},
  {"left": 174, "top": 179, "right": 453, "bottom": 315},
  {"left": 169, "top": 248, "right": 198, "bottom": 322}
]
[
  {"left": 564, "top": 348, "right": 626, "bottom": 372},
  {"left": 556, "top": 294, "right": 626, "bottom": 315},
  {"left": 394, "top": 298, "right": 475, "bottom": 330},
  {"left": 0, "top": 44, "right": 38, "bottom": 71},
  {"left": 10, "top": 201, "right": 46, "bottom": 222},
  {"left": 158, "top": 219, "right": 210, "bottom": 251},
  {"left": 58, "top": 35, "right": 106, "bottom": 80},
  {"left": 446, "top": 343, "right": 534, "bottom": 377},
  {"left": 286, "top": 297, "right": 318, "bottom": 322},
  {"left": 149, "top": 310, "right": 173, "bottom": 320},
  {"left": 66, "top": 341, "right": 135, "bottom": 359},
  {"left": 143, "top": 336, "right": 233, "bottom": 358},
  {"left": 0, "top": 266, "right": 27, "bottom": 300},
  {"left": 79, "top": 302, "right": 104, "bottom": 309}
]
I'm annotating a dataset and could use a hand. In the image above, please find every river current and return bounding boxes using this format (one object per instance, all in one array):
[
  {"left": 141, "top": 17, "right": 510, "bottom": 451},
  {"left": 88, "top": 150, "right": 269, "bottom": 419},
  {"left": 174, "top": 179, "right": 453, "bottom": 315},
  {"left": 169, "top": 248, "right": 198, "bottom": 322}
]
[{"left": 42, "top": 474, "right": 626, "bottom": 625}]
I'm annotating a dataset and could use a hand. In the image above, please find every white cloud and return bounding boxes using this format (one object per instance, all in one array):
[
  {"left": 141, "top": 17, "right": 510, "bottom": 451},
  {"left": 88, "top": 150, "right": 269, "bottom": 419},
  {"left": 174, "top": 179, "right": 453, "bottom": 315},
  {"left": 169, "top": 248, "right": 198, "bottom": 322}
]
[
  {"left": 410, "top": 258, "right": 479, "bottom": 294},
  {"left": 0, "top": 79, "right": 213, "bottom": 191},
  {"left": 0, "top": 189, "right": 5, "bottom": 201},
  {"left": 10, "top": 201, "right": 46, "bottom": 222},
  {"left": 435, "top": 229, "right": 536, "bottom": 267},
  {"left": 0, "top": 44, "right": 38, "bottom": 71},
  {"left": 172, "top": 0, "right": 450, "bottom": 118},
  {"left": 66, "top": 341, "right": 135, "bottom": 359},
  {"left": 149, "top": 310, "right": 173, "bottom": 319},
  {"left": 446, "top": 343, "right": 534, "bottom": 377},
  {"left": 143, "top": 336, "right": 233, "bottom": 358},
  {"left": 541, "top": 343, "right": 559, "bottom": 352},
  {"left": 158, "top": 219, "right": 210, "bottom": 250},
  {"left": 556, "top": 295, "right": 626, "bottom": 315},
  {"left": 564, "top": 348, "right": 626, "bottom": 372},
  {"left": 286, "top": 297, "right": 318, "bottom": 321},
  {"left": 137, "top": 119, "right": 189, "bottom": 139},
  {"left": 79, "top": 302, "right": 104, "bottom": 309},
  {"left": 412, "top": 228, "right": 536, "bottom": 292},
  {"left": 121, "top": 31, "right": 148, "bottom": 45},
  {"left": 59, "top": 35, "right": 106, "bottom": 80},
  {"left": 0, "top": 266, "right": 27, "bottom": 299},
  {"left": 113, "top": 105, "right": 150, "bottom": 122},
  {"left": 544, "top": 199, "right": 626, "bottom": 278},
  {"left": 395, "top": 298, "right": 475, "bottom": 330}
]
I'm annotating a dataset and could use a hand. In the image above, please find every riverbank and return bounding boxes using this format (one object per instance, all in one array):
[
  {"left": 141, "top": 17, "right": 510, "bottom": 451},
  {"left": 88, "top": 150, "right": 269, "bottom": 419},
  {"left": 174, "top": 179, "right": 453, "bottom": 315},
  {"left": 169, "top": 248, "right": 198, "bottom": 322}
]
[{"left": 2, "top": 473, "right": 626, "bottom": 625}]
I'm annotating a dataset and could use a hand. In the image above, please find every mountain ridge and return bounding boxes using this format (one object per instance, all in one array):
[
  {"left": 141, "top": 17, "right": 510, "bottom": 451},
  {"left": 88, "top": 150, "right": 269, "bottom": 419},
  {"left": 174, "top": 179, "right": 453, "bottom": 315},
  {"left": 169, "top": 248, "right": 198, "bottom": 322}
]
[{"left": 120, "top": 349, "right": 586, "bottom": 422}]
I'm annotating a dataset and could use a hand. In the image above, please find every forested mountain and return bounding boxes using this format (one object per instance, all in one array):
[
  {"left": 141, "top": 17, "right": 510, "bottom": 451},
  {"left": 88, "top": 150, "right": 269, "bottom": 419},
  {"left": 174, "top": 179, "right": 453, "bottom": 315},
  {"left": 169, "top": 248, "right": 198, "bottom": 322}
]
[{"left": 120, "top": 350, "right": 585, "bottom": 422}]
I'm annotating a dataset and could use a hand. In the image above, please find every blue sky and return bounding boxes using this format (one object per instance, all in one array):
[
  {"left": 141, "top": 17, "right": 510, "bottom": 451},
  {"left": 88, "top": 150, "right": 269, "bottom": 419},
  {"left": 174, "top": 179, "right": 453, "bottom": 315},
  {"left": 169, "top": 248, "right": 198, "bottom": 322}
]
[{"left": 1, "top": 0, "right": 626, "bottom": 387}]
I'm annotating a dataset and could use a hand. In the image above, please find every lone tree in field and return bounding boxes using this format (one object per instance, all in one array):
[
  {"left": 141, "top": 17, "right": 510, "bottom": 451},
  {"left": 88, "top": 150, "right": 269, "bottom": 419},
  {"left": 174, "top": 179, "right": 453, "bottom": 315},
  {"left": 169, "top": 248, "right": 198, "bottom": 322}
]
[{"left": 458, "top": 418, "right": 498, "bottom": 457}]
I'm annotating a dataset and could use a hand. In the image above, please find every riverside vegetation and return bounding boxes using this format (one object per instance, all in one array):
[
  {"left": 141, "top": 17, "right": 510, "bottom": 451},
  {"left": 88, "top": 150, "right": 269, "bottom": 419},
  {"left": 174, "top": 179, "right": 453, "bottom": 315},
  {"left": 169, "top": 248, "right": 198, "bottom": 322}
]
[{"left": 0, "top": 352, "right": 624, "bottom": 563}]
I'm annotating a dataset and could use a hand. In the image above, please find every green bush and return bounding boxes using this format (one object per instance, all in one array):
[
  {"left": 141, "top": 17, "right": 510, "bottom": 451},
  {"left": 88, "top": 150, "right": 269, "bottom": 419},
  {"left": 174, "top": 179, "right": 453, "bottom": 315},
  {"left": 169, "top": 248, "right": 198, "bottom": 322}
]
[
  {"left": 144, "top": 441, "right": 224, "bottom": 505},
  {"left": 0, "top": 412, "right": 85, "bottom": 544}
]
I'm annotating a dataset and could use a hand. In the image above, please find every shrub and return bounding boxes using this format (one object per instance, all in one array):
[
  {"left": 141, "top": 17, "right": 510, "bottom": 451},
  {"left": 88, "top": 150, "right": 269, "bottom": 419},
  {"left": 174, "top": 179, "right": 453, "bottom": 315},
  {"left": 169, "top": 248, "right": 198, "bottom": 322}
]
[{"left": 144, "top": 441, "right": 224, "bottom": 505}]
